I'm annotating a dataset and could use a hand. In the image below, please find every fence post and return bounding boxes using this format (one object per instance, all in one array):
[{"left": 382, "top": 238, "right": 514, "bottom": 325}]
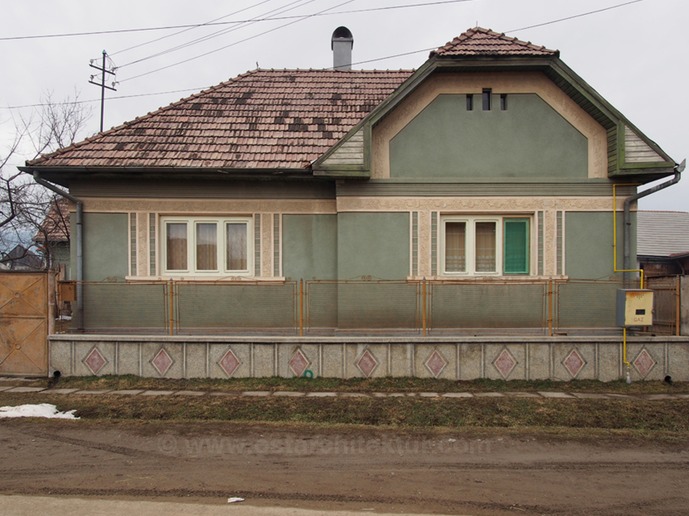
[
  {"left": 422, "top": 277, "right": 427, "bottom": 336},
  {"left": 168, "top": 279, "right": 175, "bottom": 336},
  {"left": 547, "top": 280, "right": 554, "bottom": 336},
  {"left": 677, "top": 275, "right": 682, "bottom": 337},
  {"left": 299, "top": 279, "right": 304, "bottom": 337}
]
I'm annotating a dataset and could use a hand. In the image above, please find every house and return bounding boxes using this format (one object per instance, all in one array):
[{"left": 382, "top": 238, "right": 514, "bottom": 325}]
[
  {"left": 0, "top": 244, "right": 44, "bottom": 271},
  {"left": 20, "top": 28, "right": 687, "bottom": 380},
  {"left": 34, "top": 197, "right": 71, "bottom": 277},
  {"left": 637, "top": 211, "right": 689, "bottom": 277}
]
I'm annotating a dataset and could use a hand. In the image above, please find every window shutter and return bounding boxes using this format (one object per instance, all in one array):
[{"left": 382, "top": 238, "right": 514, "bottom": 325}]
[{"left": 504, "top": 219, "right": 529, "bottom": 274}]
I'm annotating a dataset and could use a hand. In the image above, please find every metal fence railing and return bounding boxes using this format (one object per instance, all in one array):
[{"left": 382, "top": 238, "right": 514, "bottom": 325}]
[{"left": 59, "top": 276, "right": 680, "bottom": 336}]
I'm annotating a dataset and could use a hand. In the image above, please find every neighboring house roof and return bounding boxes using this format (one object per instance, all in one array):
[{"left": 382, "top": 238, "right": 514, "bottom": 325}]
[
  {"left": 26, "top": 70, "right": 411, "bottom": 171},
  {"left": 431, "top": 27, "right": 559, "bottom": 58},
  {"left": 34, "top": 197, "right": 70, "bottom": 243},
  {"left": 637, "top": 211, "right": 689, "bottom": 257},
  {"left": 0, "top": 245, "right": 44, "bottom": 270}
]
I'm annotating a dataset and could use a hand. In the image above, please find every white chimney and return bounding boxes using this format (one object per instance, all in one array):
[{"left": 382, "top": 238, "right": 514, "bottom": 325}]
[{"left": 331, "top": 26, "right": 353, "bottom": 71}]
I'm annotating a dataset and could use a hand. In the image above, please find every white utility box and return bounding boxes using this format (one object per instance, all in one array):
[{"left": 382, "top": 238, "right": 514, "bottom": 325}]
[{"left": 616, "top": 289, "right": 654, "bottom": 327}]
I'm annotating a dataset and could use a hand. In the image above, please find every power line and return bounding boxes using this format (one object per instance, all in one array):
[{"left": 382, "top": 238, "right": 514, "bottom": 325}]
[
  {"left": 119, "top": 0, "right": 357, "bottom": 83},
  {"left": 0, "top": 0, "right": 645, "bottom": 109},
  {"left": 507, "top": 0, "right": 644, "bottom": 33},
  {"left": 110, "top": 0, "right": 277, "bottom": 57},
  {"left": 0, "top": 1, "right": 476, "bottom": 42},
  {"left": 349, "top": 0, "right": 645, "bottom": 66},
  {"left": 117, "top": 0, "right": 320, "bottom": 68},
  {"left": 0, "top": 87, "right": 208, "bottom": 111}
]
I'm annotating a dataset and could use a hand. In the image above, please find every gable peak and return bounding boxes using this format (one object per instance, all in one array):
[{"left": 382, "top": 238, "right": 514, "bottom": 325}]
[{"left": 431, "top": 27, "right": 559, "bottom": 58}]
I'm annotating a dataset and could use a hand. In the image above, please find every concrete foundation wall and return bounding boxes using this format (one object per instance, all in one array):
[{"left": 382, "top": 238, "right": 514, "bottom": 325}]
[{"left": 49, "top": 335, "right": 689, "bottom": 382}]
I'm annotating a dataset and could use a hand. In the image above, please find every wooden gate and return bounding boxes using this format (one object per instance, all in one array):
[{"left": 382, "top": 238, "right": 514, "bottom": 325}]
[{"left": 0, "top": 272, "right": 50, "bottom": 376}]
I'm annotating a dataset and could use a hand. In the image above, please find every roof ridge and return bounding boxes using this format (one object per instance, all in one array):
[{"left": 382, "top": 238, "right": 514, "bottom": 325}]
[{"left": 431, "top": 26, "right": 559, "bottom": 58}]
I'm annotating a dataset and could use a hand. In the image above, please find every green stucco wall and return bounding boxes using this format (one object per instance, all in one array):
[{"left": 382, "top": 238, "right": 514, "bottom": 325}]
[
  {"left": 565, "top": 211, "right": 632, "bottom": 280},
  {"left": 282, "top": 214, "right": 337, "bottom": 281},
  {"left": 337, "top": 212, "right": 409, "bottom": 280},
  {"left": 73, "top": 213, "right": 128, "bottom": 281},
  {"left": 389, "top": 93, "right": 588, "bottom": 179}
]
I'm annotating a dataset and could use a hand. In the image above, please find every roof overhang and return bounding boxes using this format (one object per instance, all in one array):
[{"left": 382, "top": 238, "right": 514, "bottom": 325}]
[{"left": 20, "top": 165, "right": 321, "bottom": 188}]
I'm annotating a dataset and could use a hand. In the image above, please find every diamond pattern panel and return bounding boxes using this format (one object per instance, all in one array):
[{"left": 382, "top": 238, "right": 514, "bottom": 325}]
[
  {"left": 562, "top": 348, "right": 586, "bottom": 378},
  {"left": 633, "top": 348, "right": 656, "bottom": 378},
  {"left": 218, "top": 348, "right": 241, "bottom": 377},
  {"left": 493, "top": 348, "right": 517, "bottom": 380},
  {"left": 355, "top": 349, "right": 379, "bottom": 378},
  {"left": 289, "top": 348, "right": 310, "bottom": 377},
  {"left": 151, "top": 347, "right": 174, "bottom": 376},
  {"left": 425, "top": 349, "right": 448, "bottom": 378},
  {"left": 83, "top": 347, "right": 107, "bottom": 375}
]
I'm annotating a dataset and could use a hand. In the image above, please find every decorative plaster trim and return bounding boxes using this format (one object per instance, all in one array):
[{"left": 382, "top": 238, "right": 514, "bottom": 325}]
[
  {"left": 337, "top": 196, "right": 623, "bottom": 212},
  {"left": 80, "top": 198, "right": 337, "bottom": 214}
]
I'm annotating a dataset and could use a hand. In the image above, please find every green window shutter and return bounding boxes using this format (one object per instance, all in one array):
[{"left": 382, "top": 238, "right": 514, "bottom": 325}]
[{"left": 504, "top": 218, "right": 529, "bottom": 274}]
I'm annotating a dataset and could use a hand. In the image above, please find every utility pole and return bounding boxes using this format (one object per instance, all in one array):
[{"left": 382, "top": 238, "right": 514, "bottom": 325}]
[{"left": 88, "top": 50, "right": 117, "bottom": 133}]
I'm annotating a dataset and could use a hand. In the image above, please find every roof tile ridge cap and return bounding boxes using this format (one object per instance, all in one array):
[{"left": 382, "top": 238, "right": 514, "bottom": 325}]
[
  {"left": 492, "top": 28, "right": 559, "bottom": 55},
  {"left": 430, "top": 26, "right": 496, "bottom": 56}
]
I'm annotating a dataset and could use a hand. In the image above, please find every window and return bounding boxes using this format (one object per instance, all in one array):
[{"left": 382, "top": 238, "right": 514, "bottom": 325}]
[
  {"left": 161, "top": 217, "right": 252, "bottom": 276},
  {"left": 441, "top": 216, "right": 530, "bottom": 276},
  {"left": 482, "top": 88, "right": 492, "bottom": 111},
  {"left": 500, "top": 93, "right": 508, "bottom": 111},
  {"left": 466, "top": 94, "right": 474, "bottom": 111}
]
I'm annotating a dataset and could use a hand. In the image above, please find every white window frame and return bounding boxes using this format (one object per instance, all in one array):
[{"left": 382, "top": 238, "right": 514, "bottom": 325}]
[
  {"left": 440, "top": 215, "right": 532, "bottom": 277},
  {"left": 160, "top": 216, "right": 253, "bottom": 277}
]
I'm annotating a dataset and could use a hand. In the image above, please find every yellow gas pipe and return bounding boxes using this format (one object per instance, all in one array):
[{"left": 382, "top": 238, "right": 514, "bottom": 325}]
[{"left": 612, "top": 184, "right": 643, "bottom": 377}]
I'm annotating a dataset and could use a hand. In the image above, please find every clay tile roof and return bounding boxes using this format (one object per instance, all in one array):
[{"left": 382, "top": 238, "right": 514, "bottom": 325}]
[
  {"left": 431, "top": 27, "right": 559, "bottom": 58},
  {"left": 28, "top": 69, "right": 412, "bottom": 171},
  {"left": 34, "top": 197, "right": 71, "bottom": 243}
]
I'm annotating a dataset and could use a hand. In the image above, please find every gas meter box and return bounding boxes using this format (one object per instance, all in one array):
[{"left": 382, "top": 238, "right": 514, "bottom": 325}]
[{"left": 616, "top": 289, "right": 653, "bottom": 327}]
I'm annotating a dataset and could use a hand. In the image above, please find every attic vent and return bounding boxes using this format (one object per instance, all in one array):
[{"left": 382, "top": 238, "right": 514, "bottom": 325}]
[{"left": 331, "top": 26, "right": 353, "bottom": 71}]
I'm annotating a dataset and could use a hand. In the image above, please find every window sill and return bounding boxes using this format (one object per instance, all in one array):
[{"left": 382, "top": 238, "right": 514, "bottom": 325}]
[
  {"left": 125, "top": 275, "right": 287, "bottom": 284},
  {"left": 408, "top": 275, "right": 569, "bottom": 283}
]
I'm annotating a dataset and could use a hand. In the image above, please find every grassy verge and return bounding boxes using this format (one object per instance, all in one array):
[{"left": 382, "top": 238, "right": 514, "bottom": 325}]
[
  {"left": 6, "top": 375, "right": 687, "bottom": 394},
  {"left": 1, "top": 391, "right": 688, "bottom": 439}
]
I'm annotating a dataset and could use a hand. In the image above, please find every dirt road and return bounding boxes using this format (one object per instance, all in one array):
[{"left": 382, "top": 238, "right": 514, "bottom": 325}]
[{"left": 1, "top": 419, "right": 687, "bottom": 515}]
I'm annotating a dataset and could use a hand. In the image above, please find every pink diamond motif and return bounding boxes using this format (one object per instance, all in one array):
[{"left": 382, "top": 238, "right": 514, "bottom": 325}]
[
  {"left": 425, "top": 349, "right": 448, "bottom": 378},
  {"left": 218, "top": 348, "right": 241, "bottom": 377},
  {"left": 83, "top": 347, "right": 107, "bottom": 375},
  {"left": 355, "top": 349, "right": 379, "bottom": 378},
  {"left": 562, "top": 348, "right": 586, "bottom": 378},
  {"left": 493, "top": 348, "right": 517, "bottom": 380},
  {"left": 633, "top": 348, "right": 656, "bottom": 378},
  {"left": 289, "top": 348, "right": 310, "bottom": 377},
  {"left": 151, "top": 347, "right": 174, "bottom": 376}
]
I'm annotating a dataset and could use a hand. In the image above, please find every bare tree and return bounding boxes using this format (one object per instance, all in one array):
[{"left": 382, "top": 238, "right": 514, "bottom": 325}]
[{"left": 0, "top": 92, "right": 91, "bottom": 270}]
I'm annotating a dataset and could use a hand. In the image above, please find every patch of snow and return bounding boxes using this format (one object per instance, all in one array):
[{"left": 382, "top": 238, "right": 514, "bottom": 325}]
[{"left": 0, "top": 403, "right": 79, "bottom": 419}]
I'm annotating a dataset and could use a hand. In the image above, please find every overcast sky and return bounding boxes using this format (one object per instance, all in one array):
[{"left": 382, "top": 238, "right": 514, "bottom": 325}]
[{"left": 1, "top": 0, "right": 686, "bottom": 210}]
